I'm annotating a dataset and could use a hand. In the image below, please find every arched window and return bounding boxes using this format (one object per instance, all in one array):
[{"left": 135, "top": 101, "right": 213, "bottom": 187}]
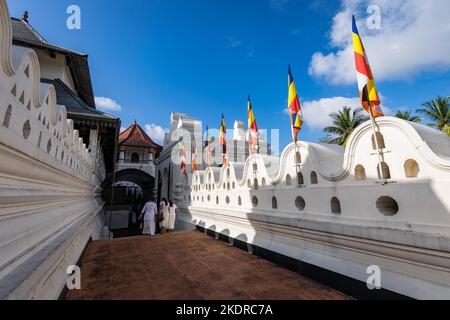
[
  {"left": 295, "top": 151, "right": 302, "bottom": 164},
  {"left": 331, "top": 197, "right": 341, "bottom": 215},
  {"left": 47, "top": 139, "right": 52, "bottom": 153},
  {"left": 207, "top": 195, "right": 211, "bottom": 202},
  {"left": 227, "top": 168, "right": 230, "bottom": 177},
  {"left": 23, "top": 120, "right": 31, "bottom": 139},
  {"left": 232, "top": 182, "right": 235, "bottom": 189},
  {"left": 286, "top": 174, "right": 292, "bottom": 186},
  {"left": 247, "top": 179, "right": 251, "bottom": 188},
  {"left": 216, "top": 196, "right": 219, "bottom": 205},
  {"left": 3, "top": 105, "right": 12, "bottom": 128},
  {"left": 131, "top": 153, "right": 140, "bottom": 163},
  {"left": 310, "top": 171, "right": 318, "bottom": 184},
  {"left": 377, "top": 162, "right": 391, "bottom": 179},
  {"left": 253, "top": 163, "right": 258, "bottom": 172},
  {"left": 227, "top": 182, "right": 230, "bottom": 190},
  {"left": 226, "top": 196, "right": 230, "bottom": 205},
  {"left": 297, "top": 172, "right": 304, "bottom": 185},
  {"left": 272, "top": 196, "right": 278, "bottom": 209},
  {"left": 295, "top": 196, "right": 306, "bottom": 211},
  {"left": 252, "top": 196, "right": 258, "bottom": 208},
  {"left": 262, "top": 178, "right": 266, "bottom": 187},
  {"left": 254, "top": 178, "right": 259, "bottom": 188},
  {"left": 238, "top": 196, "right": 242, "bottom": 206},
  {"left": 355, "top": 165, "right": 367, "bottom": 181},
  {"left": 404, "top": 159, "right": 419, "bottom": 178},
  {"left": 372, "top": 132, "right": 386, "bottom": 150},
  {"left": 376, "top": 196, "right": 399, "bottom": 216}
]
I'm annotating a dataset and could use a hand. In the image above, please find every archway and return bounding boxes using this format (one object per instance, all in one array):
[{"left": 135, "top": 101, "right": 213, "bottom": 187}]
[
  {"left": 102, "top": 169, "right": 156, "bottom": 238},
  {"left": 102, "top": 169, "right": 156, "bottom": 205}
]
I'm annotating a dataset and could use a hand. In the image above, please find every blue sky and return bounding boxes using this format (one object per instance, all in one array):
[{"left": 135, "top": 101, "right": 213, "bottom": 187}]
[{"left": 8, "top": 0, "right": 450, "bottom": 149}]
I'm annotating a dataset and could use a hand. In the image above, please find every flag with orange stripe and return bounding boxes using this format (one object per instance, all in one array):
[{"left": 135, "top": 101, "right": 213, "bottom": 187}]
[
  {"left": 288, "top": 65, "right": 303, "bottom": 142},
  {"left": 191, "top": 138, "right": 197, "bottom": 172},
  {"left": 219, "top": 114, "right": 228, "bottom": 165},
  {"left": 179, "top": 142, "right": 187, "bottom": 176},
  {"left": 247, "top": 95, "right": 259, "bottom": 154},
  {"left": 352, "top": 15, "right": 384, "bottom": 117}
]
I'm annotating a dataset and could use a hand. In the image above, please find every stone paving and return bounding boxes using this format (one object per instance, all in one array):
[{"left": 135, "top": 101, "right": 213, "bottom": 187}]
[{"left": 66, "top": 231, "right": 349, "bottom": 300}]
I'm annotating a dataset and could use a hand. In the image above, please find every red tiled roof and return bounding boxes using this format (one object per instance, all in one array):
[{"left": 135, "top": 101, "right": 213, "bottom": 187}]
[{"left": 119, "top": 123, "right": 162, "bottom": 149}]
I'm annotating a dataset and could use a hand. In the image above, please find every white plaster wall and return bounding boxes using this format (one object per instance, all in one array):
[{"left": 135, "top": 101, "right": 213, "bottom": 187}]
[
  {"left": 0, "top": 1, "right": 106, "bottom": 299},
  {"left": 35, "top": 48, "right": 76, "bottom": 91}
]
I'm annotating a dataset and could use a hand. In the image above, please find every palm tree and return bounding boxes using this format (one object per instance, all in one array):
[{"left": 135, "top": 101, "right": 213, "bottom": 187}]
[
  {"left": 322, "top": 107, "right": 369, "bottom": 146},
  {"left": 443, "top": 124, "right": 450, "bottom": 137},
  {"left": 416, "top": 96, "right": 450, "bottom": 130},
  {"left": 395, "top": 111, "right": 422, "bottom": 123}
]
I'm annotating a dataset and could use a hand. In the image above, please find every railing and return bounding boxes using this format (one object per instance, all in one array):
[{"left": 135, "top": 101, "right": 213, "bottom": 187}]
[{"left": 118, "top": 159, "right": 154, "bottom": 165}]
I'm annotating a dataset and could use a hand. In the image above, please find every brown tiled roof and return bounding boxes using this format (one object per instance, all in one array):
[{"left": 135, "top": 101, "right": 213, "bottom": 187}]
[
  {"left": 119, "top": 123, "right": 162, "bottom": 149},
  {"left": 11, "top": 17, "right": 96, "bottom": 108}
]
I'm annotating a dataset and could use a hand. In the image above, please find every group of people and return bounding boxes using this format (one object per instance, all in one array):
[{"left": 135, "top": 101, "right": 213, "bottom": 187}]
[{"left": 140, "top": 198, "right": 177, "bottom": 236}]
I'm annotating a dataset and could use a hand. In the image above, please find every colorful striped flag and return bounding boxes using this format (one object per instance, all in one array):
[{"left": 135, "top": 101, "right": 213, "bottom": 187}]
[
  {"left": 179, "top": 142, "right": 187, "bottom": 176},
  {"left": 288, "top": 65, "right": 303, "bottom": 142},
  {"left": 352, "top": 15, "right": 384, "bottom": 117},
  {"left": 247, "top": 95, "right": 259, "bottom": 154},
  {"left": 219, "top": 114, "right": 228, "bottom": 165},
  {"left": 191, "top": 138, "right": 197, "bottom": 172}
]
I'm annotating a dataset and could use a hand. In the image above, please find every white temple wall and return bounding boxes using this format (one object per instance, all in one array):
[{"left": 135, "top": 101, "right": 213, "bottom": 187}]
[
  {"left": 168, "top": 112, "right": 450, "bottom": 299},
  {"left": 0, "top": 1, "right": 107, "bottom": 299}
]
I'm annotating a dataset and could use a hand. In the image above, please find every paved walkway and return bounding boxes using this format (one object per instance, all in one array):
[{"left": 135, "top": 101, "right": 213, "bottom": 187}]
[{"left": 66, "top": 231, "right": 348, "bottom": 300}]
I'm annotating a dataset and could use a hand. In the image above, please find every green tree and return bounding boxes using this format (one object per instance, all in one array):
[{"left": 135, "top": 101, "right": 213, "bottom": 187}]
[
  {"left": 394, "top": 110, "right": 422, "bottom": 123},
  {"left": 322, "top": 107, "right": 369, "bottom": 146},
  {"left": 443, "top": 124, "right": 450, "bottom": 137},
  {"left": 416, "top": 96, "right": 450, "bottom": 130}
]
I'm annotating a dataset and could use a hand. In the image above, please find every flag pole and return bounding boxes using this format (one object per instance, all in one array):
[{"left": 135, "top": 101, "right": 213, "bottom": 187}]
[{"left": 367, "top": 100, "right": 386, "bottom": 183}]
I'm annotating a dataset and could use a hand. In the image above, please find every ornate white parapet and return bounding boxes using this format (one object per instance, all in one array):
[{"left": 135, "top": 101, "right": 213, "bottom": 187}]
[
  {"left": 177, "top": 116, "right": 450, "bottom": 299},
  {"left": 0, "top": 0, "right": 107, "bottom": 299}
]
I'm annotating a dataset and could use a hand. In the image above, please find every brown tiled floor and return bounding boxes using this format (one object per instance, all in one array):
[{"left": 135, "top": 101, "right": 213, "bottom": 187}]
[{"left": 66, "top": 231, "right": 348, "bottom": 300}]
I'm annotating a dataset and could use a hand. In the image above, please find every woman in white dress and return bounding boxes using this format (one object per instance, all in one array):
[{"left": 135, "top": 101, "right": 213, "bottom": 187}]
[
  {"left": 141, "top": 199, "right": 157, "bottom": 236},
  {"left": 159, "top": 198, "right": 170, "bottom": 234},
  {"left": 167, "top": 200, "right": 177, "bottom": 232}
]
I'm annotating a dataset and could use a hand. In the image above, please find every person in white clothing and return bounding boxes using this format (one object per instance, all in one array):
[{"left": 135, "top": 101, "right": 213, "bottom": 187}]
[
  {"left": 141, "top": 199, "right": 157, "bottom": 236},
  {"left": 167, "top": 200, "right": 177, "bottom": 232},
  {"left": 159, "top": 198, "right": 170, "bottom": 234}
]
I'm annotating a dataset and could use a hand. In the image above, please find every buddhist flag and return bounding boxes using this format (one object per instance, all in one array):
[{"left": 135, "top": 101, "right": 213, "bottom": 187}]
[
  {"left": 191, "top": 138, "right": 198, "bottom": 172},
  {"left": 247, "top": 95, "right": 259, "bottom": 154},
  {"left": 179, "top": 142, "right": 187, "bottom": 176},
  {"left": 204, "top": 125, "right": 211, "bottom": 166},
  {"left": 352, "top": 15, "right": 384, "bottom": 117},
  {"left": 288, "top": 65, "right": 303, "bottom": 142},
  {"left": 219, "top": 114, "right": 228, "bottom": 165}
]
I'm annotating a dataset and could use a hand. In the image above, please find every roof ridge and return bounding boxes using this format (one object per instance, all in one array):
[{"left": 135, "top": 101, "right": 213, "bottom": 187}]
[{"left": 20, "top": 18, "right": 48, "bottom": 43}]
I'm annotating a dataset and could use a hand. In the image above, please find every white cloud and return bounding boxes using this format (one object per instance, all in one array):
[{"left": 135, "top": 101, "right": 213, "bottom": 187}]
[
  {"left": 226, "top": 36, "right": 243, "bottom": 48},
  {"left": 270, "top": 0, "right": 288, "bottom": 11},
  {"left": 95, "top": 96, "right": 122, "bottom": 112},
  {"left": 285, "top": 95, "right": 392, "bottom": 130},
  {"left": 309, "top": 0, "right": 450, "bottom": 84},
  {"left": 144, "top": 123, "right": 169, "bottom": 144}
]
